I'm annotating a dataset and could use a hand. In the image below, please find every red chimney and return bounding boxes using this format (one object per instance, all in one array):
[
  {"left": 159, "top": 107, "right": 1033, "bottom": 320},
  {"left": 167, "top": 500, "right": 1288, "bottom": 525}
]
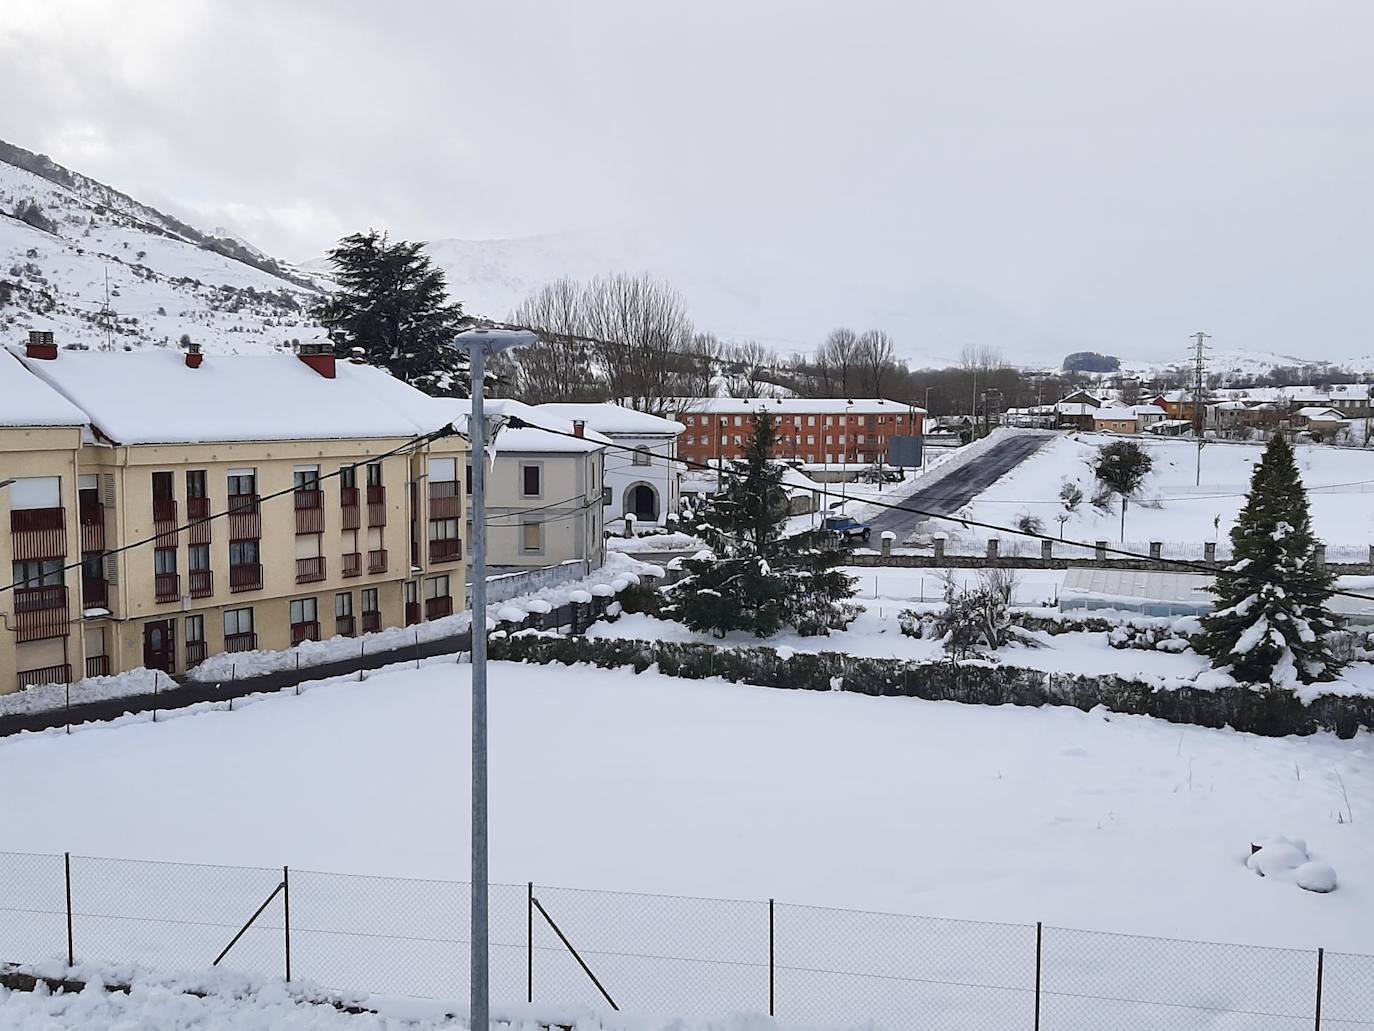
[
  {"left": 572, "top": 420, "right": 585, "bottom": 438},
  {"left": 297, "top": 342, "right": 336, "bottom": 379},
  {"left": 25, "top": 330, "right": 57, "bottom": 360},
  {"left": 185, "top": 341, "right": 203, "bottom": 369}
]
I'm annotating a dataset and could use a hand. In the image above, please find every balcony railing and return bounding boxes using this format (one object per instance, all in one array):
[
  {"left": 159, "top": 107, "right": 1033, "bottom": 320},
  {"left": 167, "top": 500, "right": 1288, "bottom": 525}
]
[
  {"left": 341, "top": 487, "right": 361, "bottom": 530},
  {"left": 429, "top": 480, "right": 461, "bottom": 519},
  {"left": 342, "top": 552, "right": 362, "bottom": 578},
  {"left": 227, "top": 494, "right": 261, "bottom": 540},
  {"left": 335, "top": 615, "right": 356, "bottom": 637},
  {"left": 296, "top": 556, "right": 326, "bottom": 584},
  {"left": 153, "top": 498, "right": 178, "bottom": 545},
  {"left": 17, "top": 663, "right": 70, "bottom": 692},
  {"left": 188, "top": 497, "right": 212, "bottom": 545},
  {"left": 428, "top": 537, "right": 463, "bottom": 564},
  {"left": 425, "top": 595, "right": 454, "bottom": 620},
  {"left": 82, "top": 577, "right": 109, "bottom": 610},
  {"left": 85, "top": 655, "right": 111, "bottom": 679},
  {"left": 367, "top": 484, "right": 386, "bottom": 526},
  {"left": 14, "top": 585, "right": 69, "bottom": 642},
  {"left": 79, "top": 498, "right": 105, "bottom": 552},
  {"left": 405, "top": 601, "right": 420, "bottom": 626},
  {"left": 362, "top": 610, "right": 381, "bottom": 633},
  {"left": 229, "top": 562, "right": 263, "bottom": 593},
  {"left": 186, "top": 641, "right": 207, "bottom": 668},
  {"left": 189, "top": 569, "right": 213, "bottom": 599},
  {"left": 290, "top": 621, "right": 320, "bottom": 646},
  {"left": 224, "top": 631, "right": 258, "bottom": 653},
  {"left": 154, "top": 572, "right": 180, "bottom": 603},
  {"left": 10, "top": 507, "right": 66, "bottom": 560},
  {"left": 368, "top": 549, "right": 387, "bottom": 574},
  {"left": 294, "top": 489, "right": 324, "bottom": 534}
]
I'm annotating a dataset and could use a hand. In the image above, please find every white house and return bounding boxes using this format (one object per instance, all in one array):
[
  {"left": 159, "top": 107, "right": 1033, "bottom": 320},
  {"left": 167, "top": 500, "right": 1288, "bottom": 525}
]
[{"left": 534, "top": 402, "right": 684, "bottom": 530}]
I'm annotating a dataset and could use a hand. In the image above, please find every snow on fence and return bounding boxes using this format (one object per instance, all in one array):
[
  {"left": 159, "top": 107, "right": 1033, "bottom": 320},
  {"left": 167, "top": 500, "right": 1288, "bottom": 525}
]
[
  {"left": 887, "top": 537, "right": 1374, "bottom": 568},
  {"left": 0, "top": 849, "right": 1368, "bottom": 1029},
  {"left": 478, "top": 559, "right": 589, "bottom": 605}
]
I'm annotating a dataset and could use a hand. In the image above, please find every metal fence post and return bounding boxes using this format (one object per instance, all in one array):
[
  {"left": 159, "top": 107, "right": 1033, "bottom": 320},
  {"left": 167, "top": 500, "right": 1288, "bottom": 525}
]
[
  {"left": 283, "top": 866, "right": 292, "bottom": 982},
  {"left": 63, "top": 852, "right": 73, "bottom": 967},
  {"left": 1315, "top": 947, "right": 1324, "bottom": 1030},
  {"left": 294, "top": 654, "right": 301, "bottom": 696},
  {"left": 768, "top": 898, "right": 775, "bottom": 1017},
  {"left": 1034, "top": 921, "right": 1042, "bottom": 1031},
  {"left": 527, "top": 882, "right": 534, "bottom": 1003}
]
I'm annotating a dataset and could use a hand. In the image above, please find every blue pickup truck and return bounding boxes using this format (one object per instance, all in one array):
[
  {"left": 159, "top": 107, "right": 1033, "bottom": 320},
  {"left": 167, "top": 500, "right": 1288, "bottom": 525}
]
[{"left": 822, "top": 514, "right": 872, "bottom": 543}]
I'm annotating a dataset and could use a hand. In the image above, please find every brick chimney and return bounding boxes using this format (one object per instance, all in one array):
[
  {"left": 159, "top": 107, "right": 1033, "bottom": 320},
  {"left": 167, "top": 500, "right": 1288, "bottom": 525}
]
[
  {"left": 572, "top": 420, "right": 585, "bottom": 438},
  {"left": 184, "top": 341, "right": 203, "bottom": 369},
  {"left": 25, "top": 330, "right": 56, "bottom": 360},
  {"left": 297, "top": 341, "right": 336, "bottom": 379}
]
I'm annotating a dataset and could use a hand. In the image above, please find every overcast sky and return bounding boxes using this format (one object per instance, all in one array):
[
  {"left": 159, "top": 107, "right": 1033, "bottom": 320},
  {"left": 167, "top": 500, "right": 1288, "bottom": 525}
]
[{"left": 4, "top": 0, "right": 1372, "bottom": 365}]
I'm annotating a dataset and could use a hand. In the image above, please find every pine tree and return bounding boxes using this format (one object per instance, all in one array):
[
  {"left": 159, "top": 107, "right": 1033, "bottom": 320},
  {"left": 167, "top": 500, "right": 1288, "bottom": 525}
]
[
  {"left": 311, "top": 230, "right": 467, "bottom": 395},
  {"left": 1198, "top": 434, "right": 1343, "bottom": 686},
  {"left": 663, "top": 412, "right": 857, "bottom": 638}
]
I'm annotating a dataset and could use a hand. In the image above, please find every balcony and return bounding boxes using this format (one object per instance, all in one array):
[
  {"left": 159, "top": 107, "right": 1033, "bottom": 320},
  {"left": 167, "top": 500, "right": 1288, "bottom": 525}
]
[
  {"left": 229, "top": 562, "right": 263, "bottom": 593},
  {"left": 367, "top": 484, "right": 386, "bottom": 526},
  {"left": 342, "top": 552, "right": 362, "bottom": 578},
  {"left": 85, "top": 655, "right": 111, "bottom": 679},
  {"left": 189, "top": 569, "right": 214, "bottom": 599},
  {"left": 153, "top": 498, "right": 178, "bottom": 545},
  {"left": 405, "top": 601, "right": 420, "bottom": 626},
  {"left": 14, "top": 585, "right": 69, "bottom": 643},
  {"left": 154, "top": 572, "right": 180, "bottom": 603},
  {"left": 428, "top": 537, "right": 463, "bottom": 564},
  {"left": 10, "top": 507, "right": 66, "bottom": 561},
  {"left": 335, "top": 614, "right": 356, "bottom": 637},
  {"left": 188, "top": 497, "right": 212, "bottom": 545},
  {"left": 290, "top": 621, "right": 320, "bottom": 646},
  {"left": 425, "top": 595, "right": 454, "bottom": 620},
  {"left": 429, "top": 480, "right": 461, "bottom": 519},
  {"left": 368, "top": 549, "right": 388, "bottom": 574},
  {"left": 17, "top": 663, "right": 70, "bottom": 692},
  {"left": 340, "top": 486, "right": 362, "bottom": 530},
  {"left": 186, "top": 641, "right": 207, "bottom": 668},
  {"left": 294, "top": 489, "right": 325, "bottom": 534},
  {"left": 296, "top": 556, "right": 326, "bottom": 584},
  {"left": 225, "top": 631, "right": 258, "bottom": 653},
  {"left": 79, "top": 497, "right": 105, "bottom": 552},
  {"left": 227, "top": 494, "right": 261, "bottom": 540},
  {"left": 82, "top": 577, "right": 109, "bottom": 610},
  {"left": 362, "top": 610, "right": 381, "bottom": 633}
]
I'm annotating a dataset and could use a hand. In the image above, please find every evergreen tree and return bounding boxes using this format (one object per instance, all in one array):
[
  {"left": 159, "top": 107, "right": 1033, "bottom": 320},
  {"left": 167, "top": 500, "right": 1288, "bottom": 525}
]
[
  {"left": 312, "top": 230, "right": 467, "bottom": 395},
  {"left": 663, "top": 412, "right": 857, "bottom": 638},
  {"left": 1198, "top": 434, "right": 1343, "bottom": 686}
]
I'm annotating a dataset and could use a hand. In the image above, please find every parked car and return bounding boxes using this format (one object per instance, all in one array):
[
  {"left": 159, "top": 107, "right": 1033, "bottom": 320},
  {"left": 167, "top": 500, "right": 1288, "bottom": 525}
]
[{"left": 822, "top": 514, "right": 872, "bottom": 542}]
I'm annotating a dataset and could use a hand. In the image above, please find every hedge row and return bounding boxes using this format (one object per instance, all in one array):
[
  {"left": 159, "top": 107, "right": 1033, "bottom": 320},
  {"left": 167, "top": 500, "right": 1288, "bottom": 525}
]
[{"left": 488, "top": 633, "right": 1373, "bottom": 739}]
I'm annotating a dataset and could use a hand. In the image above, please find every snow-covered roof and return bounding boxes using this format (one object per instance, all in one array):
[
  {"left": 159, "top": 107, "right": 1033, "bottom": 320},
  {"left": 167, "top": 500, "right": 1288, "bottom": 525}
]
[
  {"left": 668, "top": 397, "right": 923, "bottom": 416},
  {"left": 10, "top": 348, "right": 445, "bottom": 444},
  {"left": 1297, "top": 406, "right": 1346, "bottom": 421},
  {"left": 0, "top": 350, "right": 87, "bottom": 428},
  {"left": 1055, "top": 403, "right": 1095, "bottom": 416},
  {"left": 533, "top": 402, "right": 684, "bottom": 436},
  {"left": 1133, "top": 405, "right": 1167, "bottom": 417},
  {"left": 439, "top": 397, "right": 611, "bottom": 454}
]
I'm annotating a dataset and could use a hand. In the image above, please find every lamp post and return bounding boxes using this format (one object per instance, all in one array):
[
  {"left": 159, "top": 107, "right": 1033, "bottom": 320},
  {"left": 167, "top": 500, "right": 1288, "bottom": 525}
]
[
  {"left": 454, "top": 326, "right": 538, "bottom": 1031},
  {"left": 842, "top": 400, "right": 854, "bottom": 512}
]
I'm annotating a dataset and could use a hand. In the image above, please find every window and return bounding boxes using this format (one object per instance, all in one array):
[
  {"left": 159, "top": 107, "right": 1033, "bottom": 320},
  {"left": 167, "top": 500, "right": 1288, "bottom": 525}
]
[
  {"left": 429, "top": 457, "right": 456, "bottom": 481},
  {"left": 733, "top": 435, "right": 742, "bottom": 445},
  {"left": 807, "top": 416, "right": 816, "bottom": 426},
  {"left": 186, "top": 614, "right": 205, "bottom": 643},
  {"left": 429, "top": 518, "right": 459, "bottom": 540},
  {"left": 224, "top": 607, "right": 254, "bottom": 636},
  {"left": 230, "top": 540, "right": 260, "bottom": 565},
  {"left": 186, "top": 470, "right": 207, "bottom": 499},
  {"left": 81, "top": 552, "right": 103, "bottom": 583},
  {"left": 339, "top": 465, "right": 357, "bottom": 490},
  {"left": 405, "top": 581, "right": 418, "bottom": 604},
  {"left": 366, "top": 462, "right": 383, "bottom": 487},
  {"left": 290, "top": 597, "right": 318, "bottom": 624},
  {"left": 521, "top": 463, "right": 542, "bottom": 498},
  {"left": 632, "top": 448, "right": 651, "bottom": 466},
  {"left": 13, "top": 559, "right": 62, "bottom": 587},
  {"left": 294, "top": 465, "right": 320, "bottom": 490},
  {"left": 520, "top": 518, "right": 543, "bottom": 554},
  {"left": 189, "top": 544, "right": 210, "bottom": 571},
  {"left": 807, "top": 435, "right": 815, "bottom": 445},
  {"left": 362, "top": 588, "right": 379, "bottom": 613},
  {"left": 227, "top": 470, "right": 256, "bottom": 496},
  {"left": 335, "top": 592, "right": 353, "bottom": 618},
  {"left": 825, "top": 436, "right": 833, "bottom": 445},
  {"left": 7, "top": 476, "right": 59, "bottom": 509},
  {"left": 154, "top": 548, "right": 177, "bottom": 575},
  {"left": 152, "top": 471, "right": 174, "bottom": 501},
  {"left": 425, "top": 574, "right": 450, "bottom": 600},
  {"left": 734, "top": 416, "right": 744, "bottom": 426},
  {"left": 465, "top": 463, "right": 473, "bottom": 496}
]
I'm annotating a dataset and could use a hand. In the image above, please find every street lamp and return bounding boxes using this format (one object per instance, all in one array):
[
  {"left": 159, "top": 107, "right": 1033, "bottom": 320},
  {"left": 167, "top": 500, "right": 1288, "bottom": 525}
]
[{"left": 454, "top": 325, "right": 539, "bottom": 1031}]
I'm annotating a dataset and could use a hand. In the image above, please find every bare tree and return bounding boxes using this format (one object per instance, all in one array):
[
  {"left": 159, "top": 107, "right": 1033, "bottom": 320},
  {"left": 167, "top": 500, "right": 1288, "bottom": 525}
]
[
  {"left": 855, "top": 329, "right": 896, "bottom": 395},
  {"left": 725, "top": 340, "right": 774, "bottom": 396},
  {"left": 506, "top": 277, "right": 602, "bottom": 402},
  {"left": 959, "top": 343, "right": 1007, "bottom": 373},
  {"left": 674, "top": 331, "right": 725, "bottom": 400},
  {"left": 816, "top": 327, "right": 859, "bottom": 395},
  {"left": 582, "top": 273, "right": 695, "bottom": 414}
]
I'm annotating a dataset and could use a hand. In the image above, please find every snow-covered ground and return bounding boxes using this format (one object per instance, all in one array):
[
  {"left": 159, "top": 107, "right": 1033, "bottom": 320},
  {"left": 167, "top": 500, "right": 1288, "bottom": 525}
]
[{"left": 958, "top": 434, "right": 1374, "bottom": 551}]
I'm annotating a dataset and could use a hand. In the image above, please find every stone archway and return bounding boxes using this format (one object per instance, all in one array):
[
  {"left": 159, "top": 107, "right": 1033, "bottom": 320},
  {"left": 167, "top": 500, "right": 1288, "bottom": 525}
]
[{"left": 624, "top": 481, "right": 660, "bottom": 522}]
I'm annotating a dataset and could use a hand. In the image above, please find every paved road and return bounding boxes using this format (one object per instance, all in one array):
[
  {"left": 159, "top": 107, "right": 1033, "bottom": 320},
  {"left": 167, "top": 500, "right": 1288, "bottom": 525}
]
[{"left": 869, "top": 432, "right": 1053, "bottom": 541}]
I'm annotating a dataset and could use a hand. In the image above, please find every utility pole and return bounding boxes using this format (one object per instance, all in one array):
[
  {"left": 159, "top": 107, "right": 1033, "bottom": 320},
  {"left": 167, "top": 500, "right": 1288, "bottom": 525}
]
[
  {"left": 455, "top": 326, "right": 538, "bottom": 1031},
  {"left": 1190, "top": 331, "right": 1210, "bottom": 485}
]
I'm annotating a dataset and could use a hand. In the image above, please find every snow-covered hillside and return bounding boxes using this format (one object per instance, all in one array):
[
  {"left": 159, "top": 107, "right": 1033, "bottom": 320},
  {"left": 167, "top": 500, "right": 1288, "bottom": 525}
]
[{"left": 0, "top": 140, "right": 327, "bottom": 353}]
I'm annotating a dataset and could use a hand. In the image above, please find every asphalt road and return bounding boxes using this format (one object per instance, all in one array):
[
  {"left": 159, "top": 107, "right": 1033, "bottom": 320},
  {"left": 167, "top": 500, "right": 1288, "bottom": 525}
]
[{"left": 869, "top": 432, "right": 1053, "bottom": 540}]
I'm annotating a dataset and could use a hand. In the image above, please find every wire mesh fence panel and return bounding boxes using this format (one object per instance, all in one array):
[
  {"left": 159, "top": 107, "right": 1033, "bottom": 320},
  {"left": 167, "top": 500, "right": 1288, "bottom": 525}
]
[
  {"left": 0, "top": 851, "right": 68, "bottom": 964},
  {"left": 1041, "top": 925, "right": 1317, "bottom": 1030},
  {"left": 1321, "top": 950, "right": 1374, "bottom": 1028},
  {"left": 291, "top": 870, "right": 526, "bottom": 1002},
  {"left": 531, "top": 885, "right": 768, "bottom": 1018},
  {"left": 774, "top": 903, "right": 1036, "bottom": 1029},
  {"left": 68, "top": 855, "right": 284, "bottom": 979}
]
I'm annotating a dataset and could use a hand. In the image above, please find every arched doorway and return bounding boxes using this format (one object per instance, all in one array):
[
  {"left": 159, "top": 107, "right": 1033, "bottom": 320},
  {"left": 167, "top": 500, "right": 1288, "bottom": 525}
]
[{"left": 625, "top": 482, "right": 660, "bottom": 522}]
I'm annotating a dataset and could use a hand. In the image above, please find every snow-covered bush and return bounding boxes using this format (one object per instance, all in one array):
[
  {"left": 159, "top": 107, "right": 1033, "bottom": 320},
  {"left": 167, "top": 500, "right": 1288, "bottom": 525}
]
[
  {"left": 1107, "top": 623, "right": 1193, "bottom": 653},
  {"left": 929, "top": 569, "right": 1037, "bottom": 659}
]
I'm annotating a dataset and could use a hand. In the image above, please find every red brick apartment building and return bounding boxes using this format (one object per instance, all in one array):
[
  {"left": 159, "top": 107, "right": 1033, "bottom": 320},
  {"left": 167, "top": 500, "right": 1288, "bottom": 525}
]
[{"left": 670, "top": 398, "right": 925, "bottom": 466}]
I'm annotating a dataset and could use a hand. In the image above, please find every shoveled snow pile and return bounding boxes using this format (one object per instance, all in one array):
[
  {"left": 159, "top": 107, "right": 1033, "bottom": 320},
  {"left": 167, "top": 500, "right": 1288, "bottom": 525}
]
[{"left": 1246, "top": 835, "right": 1339, "bottom": 893}]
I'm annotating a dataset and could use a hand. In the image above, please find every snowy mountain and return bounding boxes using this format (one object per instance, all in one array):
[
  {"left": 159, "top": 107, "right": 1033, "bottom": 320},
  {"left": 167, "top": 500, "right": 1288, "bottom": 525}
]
[{"left": 0, "top": 140, "right": 326, "bottom": 354}]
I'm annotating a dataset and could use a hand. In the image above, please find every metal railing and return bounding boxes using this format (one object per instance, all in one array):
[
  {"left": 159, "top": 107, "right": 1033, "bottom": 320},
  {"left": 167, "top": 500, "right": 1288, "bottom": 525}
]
[
  {"left": 295, "top": 556, "right": 326, "bottom": 584},
  {"left": 189, "top": 569, "right": 213, "bottom": 599},
  {"left": 341, "top": 552, "right": 362, "bottom": 578},
  {"left": 367, "top": 549, "right": 387, "bottom": 574}
]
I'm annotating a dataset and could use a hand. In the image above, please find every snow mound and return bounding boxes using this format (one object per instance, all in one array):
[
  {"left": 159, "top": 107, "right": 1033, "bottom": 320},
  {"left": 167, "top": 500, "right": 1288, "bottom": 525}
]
[
  {"left": 1246, "top": 836, "right": 1309, "bottom": 878},
  {"left": 1296, "top": 861, "right": 1338, "bottom": 894},
  {"left": 591, "top": 584, "right": 615, "bottom": 597},
  {"left": 496, "top": 605, "right": 527, "bottom": 623}
]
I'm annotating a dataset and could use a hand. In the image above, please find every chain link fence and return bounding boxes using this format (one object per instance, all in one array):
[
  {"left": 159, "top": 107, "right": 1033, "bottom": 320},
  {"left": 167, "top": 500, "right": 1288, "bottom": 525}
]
[{"left": 1, "top": 849, "right": 1371, "bottom": 1028}]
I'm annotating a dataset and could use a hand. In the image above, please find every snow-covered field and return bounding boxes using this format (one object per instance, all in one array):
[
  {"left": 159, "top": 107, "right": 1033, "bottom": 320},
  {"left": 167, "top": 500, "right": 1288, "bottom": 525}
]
[{"left": 958, "top": 434, "right": 1374, "bottom": 550}]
